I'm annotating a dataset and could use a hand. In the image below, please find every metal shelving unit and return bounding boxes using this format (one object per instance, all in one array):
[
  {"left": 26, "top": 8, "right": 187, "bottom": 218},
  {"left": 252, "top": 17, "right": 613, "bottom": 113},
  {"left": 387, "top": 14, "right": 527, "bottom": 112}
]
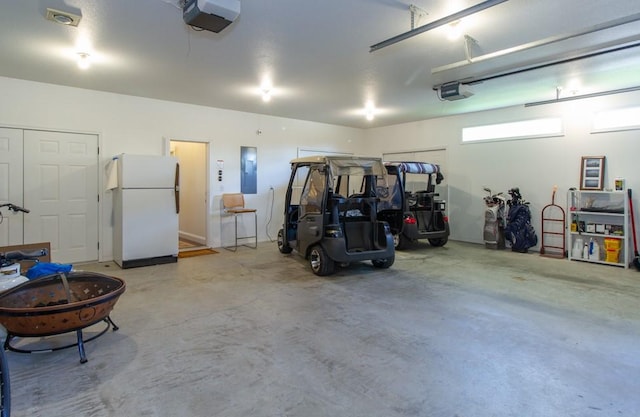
[{"left": 567, "top": 189, "right": 629, "bottom": 268}]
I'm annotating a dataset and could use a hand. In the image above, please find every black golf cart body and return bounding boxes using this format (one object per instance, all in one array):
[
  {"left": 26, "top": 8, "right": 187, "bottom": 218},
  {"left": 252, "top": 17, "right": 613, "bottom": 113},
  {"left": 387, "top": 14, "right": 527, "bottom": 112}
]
[
  {"left": 278, "top": 155, "right": 395, "bottom": 276},
  {"left": 379, "top": 162, "right": 450, "bottom": 249}
]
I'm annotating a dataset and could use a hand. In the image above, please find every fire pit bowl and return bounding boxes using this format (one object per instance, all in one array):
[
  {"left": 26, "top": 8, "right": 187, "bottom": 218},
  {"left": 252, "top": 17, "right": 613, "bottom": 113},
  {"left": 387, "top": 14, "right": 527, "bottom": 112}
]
[{"left": 0, "top": 272, "right": 126, "bottom": 363}]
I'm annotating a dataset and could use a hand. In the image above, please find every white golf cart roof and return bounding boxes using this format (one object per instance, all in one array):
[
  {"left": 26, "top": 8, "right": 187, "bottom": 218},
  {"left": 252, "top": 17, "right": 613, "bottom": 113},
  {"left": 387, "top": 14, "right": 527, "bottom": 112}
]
[
  {"left": 290, "top": 155, "right": 385, "bottom": 176},
  {"left": 384, "top": 161, "right": 440, "bottom": 174}
]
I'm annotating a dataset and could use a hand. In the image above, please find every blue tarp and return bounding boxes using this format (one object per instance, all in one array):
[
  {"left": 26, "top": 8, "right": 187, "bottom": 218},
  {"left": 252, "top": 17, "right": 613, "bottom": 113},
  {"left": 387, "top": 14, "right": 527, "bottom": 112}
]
[{"left": 25, "top": 262, "right": 73, "bottom": 279}]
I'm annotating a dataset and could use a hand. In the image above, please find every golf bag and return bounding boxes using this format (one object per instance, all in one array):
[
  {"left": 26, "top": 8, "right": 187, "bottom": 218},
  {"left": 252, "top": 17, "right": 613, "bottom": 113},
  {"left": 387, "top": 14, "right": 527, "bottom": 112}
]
[
  {"left": 482, "top": 187, "right": 506, "bottom": 249},
  {"left": 504, "top": 187, "right": 538, "bottom": 253}
]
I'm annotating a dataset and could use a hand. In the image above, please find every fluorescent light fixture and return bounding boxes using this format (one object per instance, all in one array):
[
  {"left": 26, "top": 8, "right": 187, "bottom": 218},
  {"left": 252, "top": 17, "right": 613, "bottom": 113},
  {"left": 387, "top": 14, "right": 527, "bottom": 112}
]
[
  {"left": 592, "top": 106, "right": 640, "bottom": 132},
  {"left": 370, "top": 0, "right": 508, "bottom": 52},
  {"left": 462, "top": 117, "right": 563, "bottom": 143}
]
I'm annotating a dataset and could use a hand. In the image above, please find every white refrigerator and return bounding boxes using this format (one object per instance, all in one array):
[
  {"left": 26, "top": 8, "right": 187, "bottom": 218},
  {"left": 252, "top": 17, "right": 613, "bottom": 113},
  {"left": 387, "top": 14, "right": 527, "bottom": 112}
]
[{"left": 113, "top": 154, "right": 180, "bottom": 268}]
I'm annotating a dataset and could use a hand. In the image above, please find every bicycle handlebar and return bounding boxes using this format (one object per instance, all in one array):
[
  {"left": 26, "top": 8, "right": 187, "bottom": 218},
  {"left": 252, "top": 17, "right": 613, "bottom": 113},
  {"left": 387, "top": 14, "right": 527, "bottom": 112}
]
[
  {"left": 0, "top": 203, "right": 30, "bottom": 213},
  {"left": 1, "top": 249, "right": 48, "bottom": 264}
]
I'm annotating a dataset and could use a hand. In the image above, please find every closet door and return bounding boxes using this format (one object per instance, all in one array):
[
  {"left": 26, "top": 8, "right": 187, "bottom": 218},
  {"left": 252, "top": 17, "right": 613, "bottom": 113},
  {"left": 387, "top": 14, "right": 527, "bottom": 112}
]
[
  {"left": 23, "top": 130, "right": 99, "bottom": 263},
  {"left": 0, "top": 127, "right": 25, "bottom": 246}
]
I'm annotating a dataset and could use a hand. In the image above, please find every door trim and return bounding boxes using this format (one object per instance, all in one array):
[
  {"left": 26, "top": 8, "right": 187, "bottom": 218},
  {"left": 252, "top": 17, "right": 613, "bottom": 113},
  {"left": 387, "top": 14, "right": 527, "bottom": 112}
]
[{"left": 165, "top": 137, "right": 211, "bottom": 249}]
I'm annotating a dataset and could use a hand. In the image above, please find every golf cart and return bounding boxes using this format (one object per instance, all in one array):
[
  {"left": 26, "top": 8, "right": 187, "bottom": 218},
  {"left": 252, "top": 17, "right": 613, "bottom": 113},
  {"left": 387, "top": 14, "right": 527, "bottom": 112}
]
[
  {"left": 277, "top": 155, "right": 395, "bottom": 276},
  {"left": 378, "top": 162, "right": 450, "bottom": 249}
]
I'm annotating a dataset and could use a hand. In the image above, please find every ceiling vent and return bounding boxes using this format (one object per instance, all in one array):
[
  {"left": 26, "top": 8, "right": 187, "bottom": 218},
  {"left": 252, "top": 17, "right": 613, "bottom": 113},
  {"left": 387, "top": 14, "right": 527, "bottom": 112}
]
[{"left": 45, "top": 8, "right": 82, "bottom": 27}]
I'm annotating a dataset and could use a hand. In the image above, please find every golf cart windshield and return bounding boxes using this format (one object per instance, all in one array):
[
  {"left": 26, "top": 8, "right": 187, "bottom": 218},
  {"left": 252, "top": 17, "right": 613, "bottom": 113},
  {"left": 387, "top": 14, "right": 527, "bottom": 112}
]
[
  {"left": 290, "top": 156, "right": 385, "bottom": 177},
  {"left": 328, "top": 158, "right": 385, "bottom": 177}
]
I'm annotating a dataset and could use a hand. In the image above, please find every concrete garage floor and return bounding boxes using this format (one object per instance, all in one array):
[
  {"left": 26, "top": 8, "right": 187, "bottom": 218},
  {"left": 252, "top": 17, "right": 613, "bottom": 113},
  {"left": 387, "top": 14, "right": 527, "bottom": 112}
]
[{"left": 6, "top": 241, "right": 640, "bottom": 417}]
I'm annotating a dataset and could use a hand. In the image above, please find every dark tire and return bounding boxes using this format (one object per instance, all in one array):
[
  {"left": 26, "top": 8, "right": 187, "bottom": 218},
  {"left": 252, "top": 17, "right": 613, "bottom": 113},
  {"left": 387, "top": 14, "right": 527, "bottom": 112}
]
[
  {"left": 393, "top": 233, "right": 407, "bottom": 250},
  {"left": 0, "top": 342, "right": 10, "bottom": 417},
  {"left": 372, "top": 255, "right": 394, "bottom": 269},
  {"left": 277, "top": 229, "right": 293, "bottom": 254},
  {"left": 309, "top": 245, "right": 335, "bottom": 276},
  {"left": 428, "top": 237, "right": 448, "bottom": 247}
]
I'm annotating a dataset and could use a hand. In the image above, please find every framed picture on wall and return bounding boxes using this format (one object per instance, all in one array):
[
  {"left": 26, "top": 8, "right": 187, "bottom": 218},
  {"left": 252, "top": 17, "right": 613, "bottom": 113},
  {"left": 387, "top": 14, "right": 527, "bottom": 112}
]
[{"left": 580, "top": 156, "right": 605, "bottom": 190}]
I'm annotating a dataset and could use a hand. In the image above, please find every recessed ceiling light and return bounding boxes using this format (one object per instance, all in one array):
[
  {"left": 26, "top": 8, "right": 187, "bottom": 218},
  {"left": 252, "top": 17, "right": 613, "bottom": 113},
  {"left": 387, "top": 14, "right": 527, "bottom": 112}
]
[
  {"left": 260, "top": 78, "right": 273, "bottom": 102},
  {"left": 446, "top": 20, "right": 464, "bottom": 41},
  {"left": 76, "top": 52, "right": 91, "bottom": 70},
  {"left": 365, "top": 101, "right": 376, "bottom": 121},
  {"left": 46, "top": 8, "right": 82, "bottom": 27}
]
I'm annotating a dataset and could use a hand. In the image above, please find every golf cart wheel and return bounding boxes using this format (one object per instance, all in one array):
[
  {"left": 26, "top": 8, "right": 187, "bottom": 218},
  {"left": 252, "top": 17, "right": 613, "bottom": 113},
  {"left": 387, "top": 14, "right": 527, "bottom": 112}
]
[
  {"left": 309, "top": 245, "right": 335, "bottom": 276},
  {"left": 277, "top": 229, "right": 293, "bottom": 254},
  {"left": 372, "top": 255, "right": 394, "bottom": 269},
  {"left": 428, "top": 237, "right": 448, "bottom": 247},
  {"left": 393, "top": 233, "right": 407, "bottom": 250},
  {"left": 0, "top": 338, "right": 10, "bottom": 417}
]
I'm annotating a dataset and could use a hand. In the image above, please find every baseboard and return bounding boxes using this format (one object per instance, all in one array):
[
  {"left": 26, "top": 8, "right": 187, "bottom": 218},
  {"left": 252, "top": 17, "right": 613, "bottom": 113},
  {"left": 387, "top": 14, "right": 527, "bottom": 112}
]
[{"left": 178, "top": 231, "right": 206, "bottom": 245}]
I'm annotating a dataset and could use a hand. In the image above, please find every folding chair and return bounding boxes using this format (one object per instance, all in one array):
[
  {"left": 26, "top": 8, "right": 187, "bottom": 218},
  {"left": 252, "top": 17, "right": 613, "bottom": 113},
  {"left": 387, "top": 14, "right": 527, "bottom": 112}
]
[{"left": 222, "top": 193, "right": 257, "bottom": 251}]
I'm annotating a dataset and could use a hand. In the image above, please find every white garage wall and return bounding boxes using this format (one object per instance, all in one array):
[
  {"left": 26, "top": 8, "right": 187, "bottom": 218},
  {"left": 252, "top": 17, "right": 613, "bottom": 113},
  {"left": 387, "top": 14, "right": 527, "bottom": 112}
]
[
  {"left": 3, "top": 75, "right": 639, "bottom": 256},
  {"left": 0, "top": 77, "right": 364, "bottom": 260},
  {"left": 365, "top": 90, "right": 640, "bottom": 245}
]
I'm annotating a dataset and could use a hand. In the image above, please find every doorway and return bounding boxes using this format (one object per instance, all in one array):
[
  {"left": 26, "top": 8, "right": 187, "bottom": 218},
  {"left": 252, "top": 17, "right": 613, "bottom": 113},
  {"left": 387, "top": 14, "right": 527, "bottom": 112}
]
[{"left": 169, "top": 140, "right": 209, "bottom": 251}]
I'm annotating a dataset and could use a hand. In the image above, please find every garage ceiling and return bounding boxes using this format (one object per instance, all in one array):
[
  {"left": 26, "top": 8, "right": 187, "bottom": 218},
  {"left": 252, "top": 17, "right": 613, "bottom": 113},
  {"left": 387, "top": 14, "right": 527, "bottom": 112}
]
[{"left": 1, "top": 0, "right": 640, "bottom": 128}]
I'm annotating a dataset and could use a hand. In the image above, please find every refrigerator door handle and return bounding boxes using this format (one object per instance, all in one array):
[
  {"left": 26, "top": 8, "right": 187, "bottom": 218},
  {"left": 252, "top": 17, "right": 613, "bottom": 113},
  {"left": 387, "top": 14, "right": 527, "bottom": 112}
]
[{"left": 174, "top": 162, "right": 180, "bottom": 214}]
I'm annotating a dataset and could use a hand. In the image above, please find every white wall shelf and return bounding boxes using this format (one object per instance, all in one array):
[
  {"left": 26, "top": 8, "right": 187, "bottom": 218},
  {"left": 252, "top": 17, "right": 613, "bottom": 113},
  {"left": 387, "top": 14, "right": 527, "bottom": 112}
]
[{"left": 567, "top": 190, "right": 629, "bottom": 268}]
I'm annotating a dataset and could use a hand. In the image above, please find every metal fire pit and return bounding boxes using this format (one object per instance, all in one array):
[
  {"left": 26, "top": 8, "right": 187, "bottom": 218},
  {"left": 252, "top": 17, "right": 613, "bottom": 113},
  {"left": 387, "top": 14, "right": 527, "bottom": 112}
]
[{"left": 0, "top": 272, "right": 126, "bottom": 363}]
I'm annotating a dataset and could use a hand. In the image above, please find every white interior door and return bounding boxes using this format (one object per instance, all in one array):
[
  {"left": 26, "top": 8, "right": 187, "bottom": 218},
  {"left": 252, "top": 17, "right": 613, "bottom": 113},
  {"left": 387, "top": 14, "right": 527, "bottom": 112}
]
[
  {"left": 0, "top": 128, "right": 25, "bottom": 246},
  {"left": 23, "top": 130, "right": 99, "bottom": 263}
]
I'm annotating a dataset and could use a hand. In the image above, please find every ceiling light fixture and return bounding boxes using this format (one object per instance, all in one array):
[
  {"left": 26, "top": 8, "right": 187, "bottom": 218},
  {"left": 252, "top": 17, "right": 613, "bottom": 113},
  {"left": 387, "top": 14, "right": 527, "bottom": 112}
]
[
  {"left": 447, "top": 20, "right": 463, "bottom": 41},
  {"left": 53, "top": 14, "right": 73, "bottom": 24},
  {"left": 364, "top": 101, "right": 376, "bottom": 121},
  {"left": 260, "top": 78, "right": 273, "bottom": 102},
  {"left": 46, "top": 8, "right": 82, "bottom": 27},
  {"left": 77, "top": 52, "right": 91, "bottom": 70},
  {"left": 370, "top": 0, "right": 508, "bottom": 52}
]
